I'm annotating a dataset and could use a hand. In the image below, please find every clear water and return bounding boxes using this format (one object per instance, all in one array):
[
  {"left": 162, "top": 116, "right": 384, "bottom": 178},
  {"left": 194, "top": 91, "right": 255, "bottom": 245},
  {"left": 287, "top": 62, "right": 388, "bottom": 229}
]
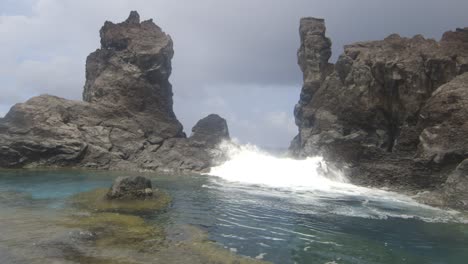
[{"left": 1, "top": 168, "right": 468, "bottom": 264}]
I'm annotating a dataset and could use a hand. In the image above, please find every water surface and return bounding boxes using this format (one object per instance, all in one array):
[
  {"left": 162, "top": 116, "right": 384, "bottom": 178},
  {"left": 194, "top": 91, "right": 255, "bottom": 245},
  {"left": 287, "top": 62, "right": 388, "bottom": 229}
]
[{"left": 0, "top": 167, "right": 467, "bottom": 264}]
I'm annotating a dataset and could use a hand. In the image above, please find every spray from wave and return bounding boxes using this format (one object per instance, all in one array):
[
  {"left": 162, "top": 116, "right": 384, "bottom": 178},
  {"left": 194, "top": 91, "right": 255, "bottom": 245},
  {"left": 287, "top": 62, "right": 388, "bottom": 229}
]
[
  {"left": 210, "top": 142, "right": 348, "bottom": 190},
  {"left": 207, "top": 141, "right": 466, "bottom": 223}
]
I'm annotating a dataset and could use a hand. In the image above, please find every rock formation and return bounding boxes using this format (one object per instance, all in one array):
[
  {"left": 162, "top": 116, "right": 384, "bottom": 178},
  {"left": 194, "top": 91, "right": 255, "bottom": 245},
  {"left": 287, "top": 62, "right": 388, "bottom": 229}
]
[
  {"left": 138, "top": 114, "right": 230, "bottom": 172},
  {"left": 0, "top": 11, "right": 229, "bottom": 173},
  {"left": 291, "top": 18, "right": 468, "bottom": 209}
]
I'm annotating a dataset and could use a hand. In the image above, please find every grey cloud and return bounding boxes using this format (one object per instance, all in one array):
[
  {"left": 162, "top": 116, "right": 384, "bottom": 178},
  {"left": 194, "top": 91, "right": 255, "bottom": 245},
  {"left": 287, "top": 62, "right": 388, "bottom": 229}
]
[
  {"left": 14, "top": 57, "right": 84, "bottom": 99},
  {"left": 174, "top": 83, "right": 299, "bottom": 147}
]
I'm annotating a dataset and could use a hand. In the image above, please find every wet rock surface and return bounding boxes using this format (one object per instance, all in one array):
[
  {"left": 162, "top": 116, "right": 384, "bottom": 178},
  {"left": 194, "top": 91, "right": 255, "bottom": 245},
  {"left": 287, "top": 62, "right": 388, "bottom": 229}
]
[
  {"left": 71, "top": 188, "right": 171, "bottom": 214},
  {"left": 107, "top": 176, "right": 153, "bottom": 200},
  {"left": 291, "top": 18, "right": 468, "bottom": 209},
  {"left": 0, "top": 11, "right": 230, "bottom": 173}
]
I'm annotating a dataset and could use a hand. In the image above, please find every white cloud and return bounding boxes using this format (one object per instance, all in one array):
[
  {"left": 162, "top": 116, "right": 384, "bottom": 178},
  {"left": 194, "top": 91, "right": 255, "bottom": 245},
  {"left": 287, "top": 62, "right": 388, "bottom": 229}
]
[
  {"left": 265, "top": 111, "right": 289, "bottom": 127},
  {"left": 175, "top": 83, "right": 300, "bottom": 147},
  {"left": 202, "top": 95, "right": 228, "bottom": 110},
  {"left": 14, "top": 56, "right": 84, "bottom": 100},
  {"left": 0, "top": 103, "right": 11, "bottom": 118},
  {"left": 265, "top": 111, "right": 297, "bottom": 135}
]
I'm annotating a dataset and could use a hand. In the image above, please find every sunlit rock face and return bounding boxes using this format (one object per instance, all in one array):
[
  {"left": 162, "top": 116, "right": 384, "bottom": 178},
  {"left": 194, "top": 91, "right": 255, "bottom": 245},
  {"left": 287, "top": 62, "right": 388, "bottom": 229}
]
[
  {"left": 0, "top": 11, "right": 229, "bottom": 172},
  {"left": 291, "top": 19, "right": 468, "bottom": 208}
]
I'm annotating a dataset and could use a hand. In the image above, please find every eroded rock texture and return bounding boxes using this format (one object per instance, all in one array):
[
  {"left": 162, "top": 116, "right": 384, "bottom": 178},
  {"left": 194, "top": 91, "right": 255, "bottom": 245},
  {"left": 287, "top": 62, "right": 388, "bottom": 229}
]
[
  {"left": 0, "top": 11, "right": 229, "bottom": 173},
  {"left": 291, "top": 19, "right": 468, "bottom": 209}
]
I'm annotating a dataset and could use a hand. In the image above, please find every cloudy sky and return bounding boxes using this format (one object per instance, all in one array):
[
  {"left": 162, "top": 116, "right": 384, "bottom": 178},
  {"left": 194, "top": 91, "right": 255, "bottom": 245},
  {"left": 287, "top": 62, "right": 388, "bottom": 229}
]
[{"left": 1, "top": 0, "right": 468, "bottom": 148}]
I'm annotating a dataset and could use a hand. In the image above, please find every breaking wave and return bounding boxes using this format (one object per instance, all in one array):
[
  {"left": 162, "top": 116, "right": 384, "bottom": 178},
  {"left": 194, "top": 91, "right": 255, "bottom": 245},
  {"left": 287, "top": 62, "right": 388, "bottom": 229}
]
[
  {"left": 207, "top": 142, "right": 466, "bottom": 223},
  {"left": 210, "top": 142, "right": 347, "bottom": 190}
]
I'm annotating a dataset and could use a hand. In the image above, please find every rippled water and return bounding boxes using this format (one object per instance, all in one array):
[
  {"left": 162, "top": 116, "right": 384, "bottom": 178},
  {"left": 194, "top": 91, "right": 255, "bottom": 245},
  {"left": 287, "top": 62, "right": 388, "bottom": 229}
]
[{"left": 1, "top": 168, "right": 468, "bottom": 264}]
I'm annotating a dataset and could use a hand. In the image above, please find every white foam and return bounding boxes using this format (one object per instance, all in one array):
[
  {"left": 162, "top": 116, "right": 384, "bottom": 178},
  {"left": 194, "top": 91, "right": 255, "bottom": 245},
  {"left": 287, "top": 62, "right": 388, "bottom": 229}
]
[
  {"left": 209, "top": 142, "right": 348, "bottom": 190},
  {"left": 207, "top": 141, "right": 467, "bottom": 223}
]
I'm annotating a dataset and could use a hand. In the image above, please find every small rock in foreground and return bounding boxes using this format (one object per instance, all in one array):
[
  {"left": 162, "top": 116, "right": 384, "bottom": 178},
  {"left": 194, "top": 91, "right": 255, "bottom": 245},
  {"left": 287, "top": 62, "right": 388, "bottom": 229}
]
[{"left": 107, "top": 176, "right": 154, "bottom": 200}]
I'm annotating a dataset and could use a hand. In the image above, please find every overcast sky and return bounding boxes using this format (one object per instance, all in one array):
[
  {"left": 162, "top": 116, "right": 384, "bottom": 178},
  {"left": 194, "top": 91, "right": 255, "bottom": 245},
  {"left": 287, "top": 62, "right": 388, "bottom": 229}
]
[{"left": 1, "top": 0, "right": 468, "bottom": 148}]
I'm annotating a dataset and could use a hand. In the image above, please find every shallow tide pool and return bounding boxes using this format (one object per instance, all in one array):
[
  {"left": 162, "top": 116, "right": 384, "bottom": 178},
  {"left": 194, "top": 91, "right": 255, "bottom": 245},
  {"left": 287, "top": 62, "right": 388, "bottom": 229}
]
[{"left": 0, "top": 169, "right": 468, "bottom": 264}]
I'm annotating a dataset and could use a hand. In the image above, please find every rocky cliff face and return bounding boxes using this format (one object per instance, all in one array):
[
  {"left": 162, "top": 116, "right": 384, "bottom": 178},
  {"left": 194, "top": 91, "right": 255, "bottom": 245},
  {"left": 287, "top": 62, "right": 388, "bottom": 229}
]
[
  {"left": 0, "top": 11, "right": 229, "bottom": 173},
  {"left": 83, "top": 11, "right": 181, "bottom": 135},
  {"left": 291, "top": 18, "right": 468, "bottom": 209}
]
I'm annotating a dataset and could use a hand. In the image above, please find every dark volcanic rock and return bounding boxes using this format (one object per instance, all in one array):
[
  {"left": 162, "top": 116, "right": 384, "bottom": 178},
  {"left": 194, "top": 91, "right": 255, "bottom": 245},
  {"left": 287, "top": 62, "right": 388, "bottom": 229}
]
[
  {"left": 417, "top": 73, "right": 468, "bottom": 165},
  {"left": 441, "top": 159, "right": 468, "bottom": 209},
  {"left": 0, "top": 11, "right": 230, "bottom": 173},
  {"left": 291, "top": 18, "right": 468, "bottom": 208},
  {"left": 83, "top": 9, "right": 183, "bottom": 140},
  {"left": 416, "top": 74, "right": 468, "bottom": 210},
  {"left": 190, "top": 114, "right": 230, "bottom": 147},
  {"left": 107, "top": 176, "right": 153, "bottom": 200},
  {"left": 136, "top": 114, "right": 230, "bottom": 173}
]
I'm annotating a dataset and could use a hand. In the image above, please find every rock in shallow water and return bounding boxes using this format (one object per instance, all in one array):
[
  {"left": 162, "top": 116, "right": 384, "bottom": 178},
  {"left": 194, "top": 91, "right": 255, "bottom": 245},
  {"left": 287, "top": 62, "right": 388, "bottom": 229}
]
[
  {"left": 70, "top": 186, "right": 171, "bottom": 213},
  {"left": 107, "top": 176, "right": 153, "bottom": 200}
]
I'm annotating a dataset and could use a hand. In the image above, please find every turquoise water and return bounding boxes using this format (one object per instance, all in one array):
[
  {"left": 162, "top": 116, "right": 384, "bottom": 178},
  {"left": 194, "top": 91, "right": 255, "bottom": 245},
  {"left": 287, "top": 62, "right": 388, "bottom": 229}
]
[{"left": 1, "top": 169, "right": 468, "bottom": 264}]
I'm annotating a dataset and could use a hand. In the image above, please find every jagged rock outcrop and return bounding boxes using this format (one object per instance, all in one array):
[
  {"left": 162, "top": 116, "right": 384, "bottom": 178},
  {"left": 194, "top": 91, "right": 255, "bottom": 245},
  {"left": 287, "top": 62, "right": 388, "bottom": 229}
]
[
  {"left": 83, "top": 10, "right": 181, "bottom": 138},
  {"left": 136, "top": 114, "right": 230, "bottom": 172},
  {"left": 291, "top": 18, "right": 468, "bottom": 208},
  {"left": 0, "top": 11, "right": 230, "bottom": 173}
]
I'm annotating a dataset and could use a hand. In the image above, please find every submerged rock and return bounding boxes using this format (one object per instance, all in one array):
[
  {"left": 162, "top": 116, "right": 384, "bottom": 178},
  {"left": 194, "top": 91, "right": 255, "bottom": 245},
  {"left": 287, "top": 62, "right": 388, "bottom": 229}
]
[
  {"left": 107, "top": 176, "right": 153, "bottom": 200},
  {"left": 66, "top": 181, "right": 267, "bottom": 263},
  {"left": 63, "top": 215, "right": 269, "bottom": 264},
  {"left": 156, "top": 225, "right": 270, "bottom": 264},
  {"left": 291, "top": 18, "right": 468, "bottom": 208},
  {"left": 0, "top": 11, "right": 230, "bottom": 173},
  {"left": 71, "top": 187, "right": 171, "bottom": 214},
  {"left": 64, "top": 212, "right": 165, "bottom": 253}
]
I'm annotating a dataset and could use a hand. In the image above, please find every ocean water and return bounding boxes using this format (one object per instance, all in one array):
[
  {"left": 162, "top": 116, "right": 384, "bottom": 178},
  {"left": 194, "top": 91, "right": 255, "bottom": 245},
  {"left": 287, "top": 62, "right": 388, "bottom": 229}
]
[{"left": 0, "top": 144, "right": 468, "bottom": 264}]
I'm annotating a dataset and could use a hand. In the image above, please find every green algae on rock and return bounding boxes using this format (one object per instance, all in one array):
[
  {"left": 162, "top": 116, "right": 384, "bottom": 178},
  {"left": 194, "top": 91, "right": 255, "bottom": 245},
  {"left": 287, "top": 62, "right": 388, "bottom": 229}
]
[
  {"left": 64, "top": 212, "right": 165, "bottom": 252},
  {"left": 107, "top": 176, "right": 154, "bottom": 200},
  {"left": 62, "top": 215, "right": 269, "bottom": 264},
  {"left": 69, "top": 188, "right": 171, "bottom": 213},
  {"left": 150, "top": 225, "right": 271, "bottom": 264}
]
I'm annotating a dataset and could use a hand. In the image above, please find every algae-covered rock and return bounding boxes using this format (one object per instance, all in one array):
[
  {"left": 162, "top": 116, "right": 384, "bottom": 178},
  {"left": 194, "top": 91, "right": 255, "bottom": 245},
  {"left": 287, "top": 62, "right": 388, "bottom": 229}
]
[
  {"left": 62, "top": 217, "right": 269, "bottom": 264},
  {"left": 64, "top": 212, "right": 165, "bottom": 252},
  {"left": 154, "top": 225, "right": 270, "bottom": 264},
  {"left": 65, "top": 178, "right": 267, "bottom": 263},
  {"left": 70, "top": 188, "right": 171, "bottom": 214},
  {"left": 107, "top": 176, "right": 153, "bottom": 200}
]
